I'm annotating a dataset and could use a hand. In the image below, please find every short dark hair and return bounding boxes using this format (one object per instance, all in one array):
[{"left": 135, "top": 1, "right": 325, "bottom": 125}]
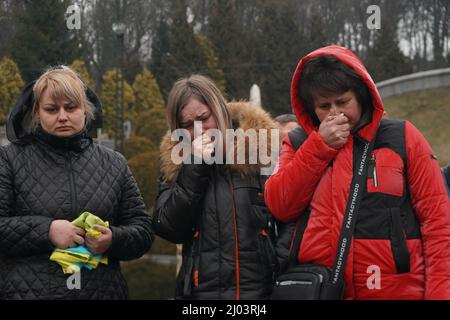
[
  {"left": 274, "top": 114, "right": 298, "bottom": 125},
  {"left": 299, "top": 55, "right": 372, "bottom": 127}
]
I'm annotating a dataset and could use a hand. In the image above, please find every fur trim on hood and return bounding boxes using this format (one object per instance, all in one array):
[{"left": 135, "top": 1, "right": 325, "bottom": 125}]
[{"left": 159, "top": 101, "right": 277, "bottom": 183}]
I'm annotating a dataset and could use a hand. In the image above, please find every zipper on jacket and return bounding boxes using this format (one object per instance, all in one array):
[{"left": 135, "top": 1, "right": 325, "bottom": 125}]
[
  {"left": 212, "top": 170, "right": 222, "bottom": 300},
  {"left": 277, "top": 279, "right": 315, "bottom": 286},
  {"left": 228, "top": 175, "right": 240, "bottom": 300},
  {"left": 66, "top": 153, "right": 78, "bottom": 216},
  {"left": 65, "top": 153, "right": 78, "bottom": 300},
  {"left": 193, "top": 231, "right": 200, "bottom": 288},
  {"left": 372, "top": 153, "right": 378, "bottom": 187}
]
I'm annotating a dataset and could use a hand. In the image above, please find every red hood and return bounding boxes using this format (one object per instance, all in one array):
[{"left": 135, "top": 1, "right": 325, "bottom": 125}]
[{"left": 290, "top": 45, "right": 384, "bottom": 142}]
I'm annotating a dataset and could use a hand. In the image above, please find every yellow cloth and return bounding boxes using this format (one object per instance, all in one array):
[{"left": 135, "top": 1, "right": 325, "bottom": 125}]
[
  {"left": 49, "top": 212, "right": 109, "bottom": 274},
  {"left": 72, "top": 211, "right": 110, "bottom": 238}
]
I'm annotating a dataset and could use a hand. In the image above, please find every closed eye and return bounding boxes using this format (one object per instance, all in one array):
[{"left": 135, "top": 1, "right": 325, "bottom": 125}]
[
  {"left": 65, "top": 105, "right": 78, "bottom": 111},
  {"left": 199, "top": 114, "right": 211, "bottom": 121},
  {"left": 181, "top": 122, "right": 193, "bottom": 129},
  {"left": 337, "top": 98, "right": 351, "bottom": 105},
  {"left": 44, "top": 106, "right": 58, "bottom": 113}
]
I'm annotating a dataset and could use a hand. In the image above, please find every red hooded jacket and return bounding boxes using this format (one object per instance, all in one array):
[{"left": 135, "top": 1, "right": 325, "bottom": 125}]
[{"left": 265, "top": 45, "right": 450, "bottom": 299}]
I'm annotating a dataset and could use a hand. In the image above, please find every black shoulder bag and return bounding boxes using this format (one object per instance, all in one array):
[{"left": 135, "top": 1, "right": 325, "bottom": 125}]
[{"left": 271, "top": 134, "right": 375, "bottom": 300}]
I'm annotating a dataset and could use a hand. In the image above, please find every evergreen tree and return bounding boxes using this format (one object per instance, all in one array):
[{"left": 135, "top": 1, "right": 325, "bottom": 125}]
[
  {"left": 128, "top": 149, "right": 160, "bottom": 210},
  {"left": 69, "top": 59, "right": 96, "bottom": 90},
  {"left": 0, "top": 57, "right": 25, "bottom": 125},
  {"left": 122, "top": 136, "right": 156, "bottom": 160},
  {"left": 150, "top": 18, "right": 170, "bottom": 92},
  {"left": 132, "top": 67, "right": 165, "bottom": 115},
  {"left": 151, "top": 0, "right": 204, "bottom": 97},
  {"left": 11, "top": 0, "right": 81, "bottom": 82},
  {"left": 306, "top": 8, "right": 328, "bottom": 52},
  {"left": 131, "top": 67, "right": 167, "bottom": 143},
  {"left": 252, "top": 0, "right": 306, "bottom": 114},
  {"left": 365, "top": 23, "right": 413, "bottom": 82},
  {"left": 136, "top": 107, "right": 168, "bottom": 145},
  {"left": 101, "top": 69, "right": 135, "bottom": 138},
  {"left": 195, "top": 34, "right": 226, "bottom": 92},
  {"left": 207, "top": 0, "right": 247, "bottom": 100}
]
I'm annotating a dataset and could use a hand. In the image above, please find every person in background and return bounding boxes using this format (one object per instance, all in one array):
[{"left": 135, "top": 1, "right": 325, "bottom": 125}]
[
  {"left": 274, "top": 114, "right": 300, "bottom": 141},
  {"left": 443, "top": 164, "right": 450, "bottom": 197}
]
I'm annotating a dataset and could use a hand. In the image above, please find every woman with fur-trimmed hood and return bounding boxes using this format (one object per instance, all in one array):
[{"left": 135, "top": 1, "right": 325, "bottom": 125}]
[{"left": 153, "top": 75, "right": 278, "bottom": 299}]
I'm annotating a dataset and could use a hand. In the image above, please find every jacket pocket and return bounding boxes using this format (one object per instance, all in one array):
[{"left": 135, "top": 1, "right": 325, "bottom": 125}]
[
  {"left": 367, "top": 148, "right": 404, "bottom": 197},
  {"left": 389, "top": 208, "right": 411, "bottom": 274}
]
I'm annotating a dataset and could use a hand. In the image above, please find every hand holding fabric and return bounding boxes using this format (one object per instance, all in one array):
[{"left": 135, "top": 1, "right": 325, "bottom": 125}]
[
  {"left": 85, "top": 225, "right": 112, "bottom": 255},
  {"left": 49, "top": 220, "right": 86, "bottom": 248},
  {"left": 49, "top": 212, "right": 109, "bottom": 274}
]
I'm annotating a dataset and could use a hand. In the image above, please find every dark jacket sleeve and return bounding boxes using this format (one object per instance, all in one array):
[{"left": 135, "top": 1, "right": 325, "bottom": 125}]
[
  {"left": 152, "top": 161, "right": 210, "bottom": 244},
  {"left": 0, "top": 147, "right": 54, "bottom": 256},
  {"left": 443, "top": 165, "right": 450, "bottom": 198},
  {"left": 107, "top": 156, "right": 154, "bottom": 261},
  {"left": 274, "top": 221, "right": 296, "bottom": 273}
]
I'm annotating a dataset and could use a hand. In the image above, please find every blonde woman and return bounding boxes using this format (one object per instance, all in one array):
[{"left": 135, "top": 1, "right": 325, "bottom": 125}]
[
  {"left": 0, "top": 66, "right": 153, "bottom": 300},
  {"left": 153, "top": 75, "right": 278, "bottom": 299}
]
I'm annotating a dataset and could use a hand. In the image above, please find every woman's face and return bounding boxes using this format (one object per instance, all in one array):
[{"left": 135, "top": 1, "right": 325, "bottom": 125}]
[
  {"left": 179, "top": 97, "right": 217, "bottom": 140},
  {"left": 313, "top": 90, "right": 362, "bottom": 130},
  {"left": 37, "top": 89, "right": 86, "bottom": 137}
]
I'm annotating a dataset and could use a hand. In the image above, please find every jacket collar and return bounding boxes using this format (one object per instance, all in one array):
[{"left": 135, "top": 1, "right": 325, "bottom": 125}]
[{"left": 34, "top": 127, "right": 92, "bottom": 153}]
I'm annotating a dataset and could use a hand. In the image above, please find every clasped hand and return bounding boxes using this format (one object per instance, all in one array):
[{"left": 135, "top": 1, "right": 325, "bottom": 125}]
[{"left": 49, "top": 220, "right": 112, "bottom": 255}]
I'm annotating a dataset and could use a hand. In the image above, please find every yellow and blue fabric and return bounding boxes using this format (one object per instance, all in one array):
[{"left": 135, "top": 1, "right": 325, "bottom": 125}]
[{"left": 49, "top": 212, "right": 109, "bottom": 274}]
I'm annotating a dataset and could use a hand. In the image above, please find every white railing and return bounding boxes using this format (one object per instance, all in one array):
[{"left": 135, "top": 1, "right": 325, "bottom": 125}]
[{"left": 376, "top": 68, "right": 450, "bottom": 98}]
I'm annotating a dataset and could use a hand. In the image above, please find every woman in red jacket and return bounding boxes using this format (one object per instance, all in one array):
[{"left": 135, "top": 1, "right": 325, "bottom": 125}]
[{"left": 265, "top": 45, "right": 450, "bottom": 299}]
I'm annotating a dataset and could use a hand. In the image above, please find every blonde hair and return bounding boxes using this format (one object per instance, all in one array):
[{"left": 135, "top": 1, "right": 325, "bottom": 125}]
[
  {"left": 31, "top": 66, "right": 95, "bottom": 131},
  {"left": 166, "top": 75, "right": 231, "bottom": 139}
]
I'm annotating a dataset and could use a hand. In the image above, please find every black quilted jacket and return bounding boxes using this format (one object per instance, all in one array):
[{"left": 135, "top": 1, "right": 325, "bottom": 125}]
[
  {"left": 0, "top": 83, "right": 154, "bottom": 300},
  {"left": 153, "top": 102, "right": 279, "bottom": 300}
]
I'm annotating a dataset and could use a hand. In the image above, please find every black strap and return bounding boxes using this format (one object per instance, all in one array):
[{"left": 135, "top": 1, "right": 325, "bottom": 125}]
[
  {"left": 286, "top": 128, "right": 375, "bottom": 285},
  {"left": 287, "top": 209, "right": 310, "bottom": 268},
  {"left": 285, "top": 127, "right": 309, "bottom": 269},
  {"left": 286, "top": 127, "right": 310, "bottom": 268},
  {"left": 390, "top": 208, "right": 411, "bottom": 273},
  {"left": 443, "top": 168, "right": 450, "bottom": 198},
  {"left": 330, "top": 136, "right": 375, "bottom": 285},
  {"left": 288, "top": 127, "right": 307, "bottom": 151}
]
